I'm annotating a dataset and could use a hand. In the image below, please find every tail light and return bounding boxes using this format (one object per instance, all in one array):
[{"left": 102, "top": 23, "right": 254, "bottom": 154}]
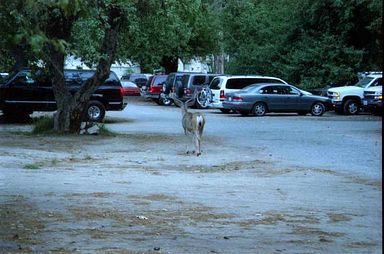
[
  {"left": 232, "top": 96, "right": 243, "bottom": 102},
  {"left": 149, "top": 87, "right": 154, "bottom": 93},
  {"left": 120, "top": 87, "right": 124, "bottom": 97},
  {"left": 220, "top": 90, "right": 225, "bottom": 101}
]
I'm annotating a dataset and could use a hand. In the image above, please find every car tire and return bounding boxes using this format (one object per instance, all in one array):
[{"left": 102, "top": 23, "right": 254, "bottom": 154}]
[
  {"left": 196, "top": 90, "right": 210, "bottom": 109},
  {"left": 160, "top": 96, "right": 173, "bottom": 106},
  {"left": 252, "top": 102, "right": 267, "bottom": 116},
  {"left": 86, "top": 101, "right": 105, "bottom": 122},
  {"left": 343, "top": 99, "right": 359, "bottom": 115},
  {"left": 220, "top": 109, "right": 232, "bottom": 114},
  {"left": 310, "top": 102, "right": 325, "bottom": 116}
]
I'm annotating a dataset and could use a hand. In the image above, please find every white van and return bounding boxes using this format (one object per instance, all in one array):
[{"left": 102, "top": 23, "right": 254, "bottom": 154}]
[{"left": 208, "top": 75, "right": 289, "bottom": 113}]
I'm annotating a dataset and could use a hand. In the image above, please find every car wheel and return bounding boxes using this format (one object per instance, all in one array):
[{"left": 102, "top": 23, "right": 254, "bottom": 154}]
[
  {"left": 310, "top": 102, "right": 325, "bottom": 116},
  {"left": 343, "top": 99, "right": 359, "bottom": 115},
  {"left": 219, "top": 108, "right": 232, "bottom": 113},
  {"left": 196, "top": 90, "right": 210, "bottom": 109},
  {"left": 252, "top": 102, "right": 267, "bottom": 116},
  {"left": 161, "top": 96, "right": 173, "bottom": 106},
  {"left": 86, "top": 101, "right": 105, "bottom": 122}
]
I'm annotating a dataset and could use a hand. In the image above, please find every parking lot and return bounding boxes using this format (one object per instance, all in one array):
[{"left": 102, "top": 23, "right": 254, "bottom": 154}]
[{"left": 0, "top": 96, "right": 382, "bottom": 253}]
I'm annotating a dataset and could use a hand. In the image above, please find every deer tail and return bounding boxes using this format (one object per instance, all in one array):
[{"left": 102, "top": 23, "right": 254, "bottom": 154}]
[{"left": 196, "top": 115, "right": 205, "bottom": 139}]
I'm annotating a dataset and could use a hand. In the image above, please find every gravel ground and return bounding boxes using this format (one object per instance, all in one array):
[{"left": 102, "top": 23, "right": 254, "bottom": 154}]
[{"left": 0, "top": 97, "right": 382, "bottom": 254}]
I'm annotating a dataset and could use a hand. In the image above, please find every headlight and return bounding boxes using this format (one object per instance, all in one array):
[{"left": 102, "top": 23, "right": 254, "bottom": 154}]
[{"left": 335, "top": 92, "right": 340, "bottom": 101}]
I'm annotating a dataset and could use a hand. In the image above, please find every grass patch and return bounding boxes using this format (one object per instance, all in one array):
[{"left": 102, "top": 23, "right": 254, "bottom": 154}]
[
  {"left": 98, "top": 124, "right": 118, "bottom": 136},
  {"left": 32, "top": 116, "right": 54, "bottom": 135},
  {"left": 23, "top": 163, "right": 43, "bottom": 170}
]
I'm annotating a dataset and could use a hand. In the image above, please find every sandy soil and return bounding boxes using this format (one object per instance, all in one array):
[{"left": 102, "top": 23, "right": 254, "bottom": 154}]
[{"left": 0, "top": 104, "right": 382, "bottom": 253}]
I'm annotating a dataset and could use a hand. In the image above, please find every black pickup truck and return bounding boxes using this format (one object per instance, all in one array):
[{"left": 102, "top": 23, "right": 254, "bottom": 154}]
[{"left": 0, "top": 69, "right": 127, "bottom": 121}]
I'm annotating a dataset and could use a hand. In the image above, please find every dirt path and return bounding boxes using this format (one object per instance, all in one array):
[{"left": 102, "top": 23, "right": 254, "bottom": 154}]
[{"left": 0, "top": 126, "right": 381, "bottom": 253}]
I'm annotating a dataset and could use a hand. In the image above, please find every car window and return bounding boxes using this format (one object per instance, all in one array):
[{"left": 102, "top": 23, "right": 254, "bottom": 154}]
[
  {"left": 281, "top": 86, "right": 300, "bottom": 95},
  {"left": 226, "top": 78, "right": 283, "bottom": 89},
  {"left": 181, "top": 75, "right": 190, "bottom": 88},
  {"left": 166, "top": 74, "right": 175, "bottom": 87},
  {"left": 260, "top": 85, "right": 280, "bottom": 94},
  {"left": 370, "top": 78, "right": 383, "bottom": 87},
  {"left": 208, "top": 75, "right": 217, "bottom": 84},
  {"left": 192, "top": 75, "right": 207, "bottom": 86},
  {"left": 210, "top": 77, "right": 222, "bottom": 90},
  {"left": 12, "top": 72, "right": 35, "bottom": 86},
  {"left": 152, "top": 76, "right": 167, "bottom": 86}
]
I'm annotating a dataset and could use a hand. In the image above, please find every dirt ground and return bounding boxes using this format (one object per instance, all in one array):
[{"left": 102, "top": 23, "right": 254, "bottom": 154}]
[{"left": 0, "top": 102, "right": 382, "bottom": 254}]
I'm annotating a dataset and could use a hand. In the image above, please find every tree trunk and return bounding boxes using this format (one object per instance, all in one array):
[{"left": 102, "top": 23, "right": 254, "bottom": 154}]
[
  {"left": 161, "top": 56, "right": 179, "bottom": 74},
  {"left": 45, "top": 4, "right": 122, "bottom": 133}
]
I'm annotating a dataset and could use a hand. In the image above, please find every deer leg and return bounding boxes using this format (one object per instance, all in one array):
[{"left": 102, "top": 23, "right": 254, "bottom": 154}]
[{"left": 195, "top": 134, "right": 201, "bottom": 156}]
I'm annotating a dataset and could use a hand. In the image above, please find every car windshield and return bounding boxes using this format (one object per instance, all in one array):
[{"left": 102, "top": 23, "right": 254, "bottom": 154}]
[{"left": 354, "top": 77, "right": 374, "bottom": 88}]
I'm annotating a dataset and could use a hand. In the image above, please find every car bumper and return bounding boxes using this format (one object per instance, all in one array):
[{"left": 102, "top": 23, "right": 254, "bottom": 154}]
[
  {"left": 143, "top": 92, "right": 160, "bottom": 99},
  {"left": 331, "top": 100, "right": 343, "bottom": 110},
  {"left": 208, "top": 101, "right": 224, "bottom": 109},
  {"left": 362, "top": 98, "right": 382, "bottom": 111},
  {"left": 222, "top": 101, "right": 253, "bottom": 111}
]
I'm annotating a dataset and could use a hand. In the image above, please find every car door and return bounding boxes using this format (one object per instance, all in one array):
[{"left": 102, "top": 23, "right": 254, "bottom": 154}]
[
  {"left": 5, "top": 71, "right": 41, "bottom": 111},
  {"left": 279, "top": 85, "right": 301, "bottom": 111},
  {"left": 259, "top": 85, "right": 283, "bottom": 110}
]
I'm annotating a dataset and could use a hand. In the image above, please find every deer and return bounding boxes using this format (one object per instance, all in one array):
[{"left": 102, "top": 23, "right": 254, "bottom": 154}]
[{"left": 172, "top": 95, "right": 205, "bottom": 156}]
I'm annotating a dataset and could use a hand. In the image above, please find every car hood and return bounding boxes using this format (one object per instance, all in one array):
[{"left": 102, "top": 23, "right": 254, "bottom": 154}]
[
  {"left": 364, "top": 86, "right": 382, "bottom": 93},
  {"left": 305, "top": 94, "right": 330, "bottom": 101},
  {"left": 328, "top": 86, "right": 363, "bottom": 93}
]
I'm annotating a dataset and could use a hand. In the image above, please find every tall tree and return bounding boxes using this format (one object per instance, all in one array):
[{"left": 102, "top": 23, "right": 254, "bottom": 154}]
[
  {"left": 9, "top": 0, "right": 127, "bottom": 133},
  {"left": 118, "top": 0, "right": 220, "bottom": 73}
]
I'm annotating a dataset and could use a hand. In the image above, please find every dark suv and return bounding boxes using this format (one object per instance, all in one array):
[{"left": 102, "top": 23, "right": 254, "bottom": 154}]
[
  {"left": 121, "top": 73, "right": 150, "bottom": 88},
  {"left": 161, "top": 72, "right": 219, "bottom": 108},
  {"left": 0, "top": 69, "right": 127, "bottom": 122}
]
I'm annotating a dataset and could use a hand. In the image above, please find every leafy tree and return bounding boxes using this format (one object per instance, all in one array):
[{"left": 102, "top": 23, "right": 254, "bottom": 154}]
[
  {"left": 221, "top": 0, "right": 382, "bottom": 89},
  {"left": 5, "top": 0, "right": 128, "bottom": 133},
  {"left": 119, "top": 0, "right": 221, "bottom": 73}
]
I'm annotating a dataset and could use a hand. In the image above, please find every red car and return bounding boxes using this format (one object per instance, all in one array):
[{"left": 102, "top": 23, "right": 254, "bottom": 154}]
[
  {"left": 143, "top": 75, "right": 168, "bottom": 103},
  {"left": 121, "top": 81, "right": 141, "bottom": 96}
]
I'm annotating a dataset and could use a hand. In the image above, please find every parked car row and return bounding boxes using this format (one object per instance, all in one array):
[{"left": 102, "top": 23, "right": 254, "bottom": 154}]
[{"left": 140, "top": 71, "right": 382, "bottom": 117}]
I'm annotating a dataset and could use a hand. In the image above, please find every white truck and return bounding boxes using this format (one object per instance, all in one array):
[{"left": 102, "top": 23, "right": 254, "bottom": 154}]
[
  {"left": 362, "top": 85, "right": 382, "bottom": 115},
  {"left": 327, "top": 72, "right": 382, "bottom": 114}
]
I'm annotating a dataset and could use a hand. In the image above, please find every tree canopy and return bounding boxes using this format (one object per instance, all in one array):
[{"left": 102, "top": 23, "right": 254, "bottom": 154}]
[{"left": 0, "top": 0, "right": 382, "bottom": 88}]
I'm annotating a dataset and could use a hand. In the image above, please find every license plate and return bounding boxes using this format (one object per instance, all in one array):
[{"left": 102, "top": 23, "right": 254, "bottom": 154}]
[
  {"left": 228, "top": 97, "right": 232, "bottom": 101},
  {"left": 363, "top": 100, "right": 368, "bottom": 106}
]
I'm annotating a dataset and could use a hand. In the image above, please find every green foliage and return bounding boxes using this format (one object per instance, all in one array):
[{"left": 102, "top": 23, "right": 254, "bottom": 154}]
[
  {"left": 222, "top": 0, "right": 382, "bottom": 89},
  {"left": 32, "top": 116, "right": 54, "bottom": 135},
  {"left": 1, "top": 0, "right": 381, "bottom": 88}
]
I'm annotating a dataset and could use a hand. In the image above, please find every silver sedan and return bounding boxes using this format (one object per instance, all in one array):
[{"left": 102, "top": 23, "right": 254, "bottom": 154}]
[{"left": 222, "top": 83, "right": 332, "bottom": 116}]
